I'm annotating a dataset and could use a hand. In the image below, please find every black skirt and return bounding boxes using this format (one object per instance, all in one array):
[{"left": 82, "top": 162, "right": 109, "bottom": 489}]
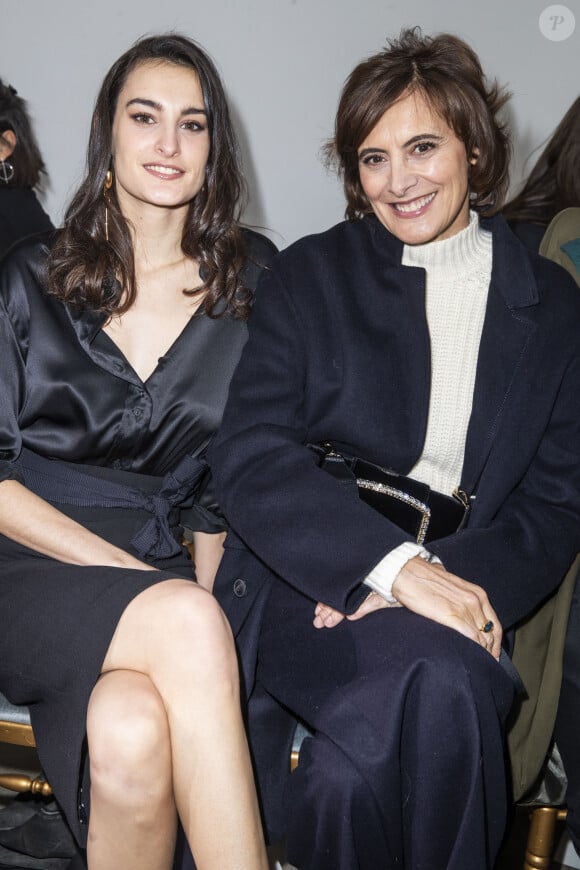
[{"left": 0, "top": 465, "right": 195, "bottom": 846}]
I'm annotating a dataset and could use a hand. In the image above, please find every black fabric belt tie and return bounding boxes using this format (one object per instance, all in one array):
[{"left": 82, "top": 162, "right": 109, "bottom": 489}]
[{"left": 17, "top": 448, "right": 208, "bottom": 560}]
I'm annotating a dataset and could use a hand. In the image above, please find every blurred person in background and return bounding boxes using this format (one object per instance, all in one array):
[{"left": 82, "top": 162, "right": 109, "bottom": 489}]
[
  {"left": 506, "top": 96, "right": 580, "bottom": 857},
  {"left": 0, "top": 79, "right": 53, "bottom": 259},
  {"left": 503, "top": 95, "right": 580, "bottom": 251}
]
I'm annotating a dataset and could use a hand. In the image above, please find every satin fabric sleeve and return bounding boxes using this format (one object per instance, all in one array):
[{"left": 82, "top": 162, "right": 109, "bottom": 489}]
[
  {"left": 0, "top": 253, "right": 28, "bottom": 483},
  {"left": 180, "top": 471, "right": 227, "bottom": 534}
]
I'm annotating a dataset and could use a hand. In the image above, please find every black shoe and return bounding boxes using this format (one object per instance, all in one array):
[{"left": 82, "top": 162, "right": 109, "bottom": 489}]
[{"left": 0, "top": 796, "right": 77, "bottom": 867}]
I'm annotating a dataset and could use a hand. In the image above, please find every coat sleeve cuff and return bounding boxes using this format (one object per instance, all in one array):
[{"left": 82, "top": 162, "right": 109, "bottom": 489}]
[
  {"left": 364, "top": 541, "right": 441, "bottom": 604},
  {"left": 364, "top": 541, "right": 428, "bottom": 603}
]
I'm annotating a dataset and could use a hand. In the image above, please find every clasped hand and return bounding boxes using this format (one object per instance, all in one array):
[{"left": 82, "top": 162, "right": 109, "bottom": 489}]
[{"left": 313, "top": 555, "right": 502, "bottom": 660}]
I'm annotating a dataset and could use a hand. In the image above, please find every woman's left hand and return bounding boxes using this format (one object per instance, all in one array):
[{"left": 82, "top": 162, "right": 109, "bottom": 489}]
[
  {"left": 313, "top": 601, "right": 346, "bottom": 629},
  {"left": 313, "top": 592, "right": 397, "bottom": 629}
]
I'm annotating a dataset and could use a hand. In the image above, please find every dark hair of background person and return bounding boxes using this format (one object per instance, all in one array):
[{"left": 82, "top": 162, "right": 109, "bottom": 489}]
[
  {"left": 0, "top": 80, "right": 48, "bottom": 189},
  {"left": 325, "top": 26, "right": 511, "bottom": 222},
  {"left": 503, "top": 96, "right": 580, "bottom": 226},
  {"left": 48, "top": 33, "right": 251, "bottom": 319}
]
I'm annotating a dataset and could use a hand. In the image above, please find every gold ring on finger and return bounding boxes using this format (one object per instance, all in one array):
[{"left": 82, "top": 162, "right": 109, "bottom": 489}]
[{"left": 479, "top": 620, "right": 494, "bottom": 634}]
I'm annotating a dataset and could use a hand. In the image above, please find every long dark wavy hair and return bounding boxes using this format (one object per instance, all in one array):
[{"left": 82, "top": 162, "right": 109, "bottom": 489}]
[
  {"left": 326, "top": 27, "right": 511, "bottom": 220},
  {"left": 48, "top": 33, "right": 250, "bottom": 318},
  {"left": 0, "top": 79, "right": 48, "bottom": 190},
  {"left": 503, "top": 96, "right": 580, "bottom": 226}
]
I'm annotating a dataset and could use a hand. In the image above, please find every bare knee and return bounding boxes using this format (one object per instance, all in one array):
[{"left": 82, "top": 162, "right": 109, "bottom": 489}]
[
  {"left": 142, "top": 580, "right": 239, "bottom": 687},
  {"left": 170, "top": 582, "right": 235, "bottom": 667},
  {"left": 87, "top": 670, "right": 172, "bottom": 808},
  {"left": 105, "top": 579, "right": 240, "bottom": 706}
]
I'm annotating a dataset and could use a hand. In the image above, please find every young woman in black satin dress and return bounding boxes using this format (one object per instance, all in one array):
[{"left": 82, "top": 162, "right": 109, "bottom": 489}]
[{"left": 0, "top": 34, "right": 273, "bottom": 870}]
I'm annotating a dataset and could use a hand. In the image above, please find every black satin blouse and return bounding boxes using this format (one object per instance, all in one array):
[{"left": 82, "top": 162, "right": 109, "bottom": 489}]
[{"left": 0, "top": 230, "right": 276, "bottom": 527}]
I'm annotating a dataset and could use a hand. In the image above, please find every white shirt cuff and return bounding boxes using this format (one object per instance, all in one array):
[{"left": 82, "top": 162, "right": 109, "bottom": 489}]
[{"left": 364, "top": 541, "right": 432, "bottom": 603}]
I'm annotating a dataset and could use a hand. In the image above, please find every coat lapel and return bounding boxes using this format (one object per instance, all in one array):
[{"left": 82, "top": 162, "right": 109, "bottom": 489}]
[{"left": 461, "top": 217, "right": 539, "bottom": 494}]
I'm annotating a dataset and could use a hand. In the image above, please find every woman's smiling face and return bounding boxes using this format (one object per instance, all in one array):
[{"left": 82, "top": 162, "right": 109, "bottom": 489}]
[
  {"left": 358, "top": 90, "right": 475, "bottom": 245},
  {"left": 111, "top": 60, "right": 210, "bottom": 220}
]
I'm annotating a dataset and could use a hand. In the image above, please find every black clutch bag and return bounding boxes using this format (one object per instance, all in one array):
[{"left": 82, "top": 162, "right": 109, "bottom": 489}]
[{"left": 312, "top": 442, "right": 470, "bottom": 545}]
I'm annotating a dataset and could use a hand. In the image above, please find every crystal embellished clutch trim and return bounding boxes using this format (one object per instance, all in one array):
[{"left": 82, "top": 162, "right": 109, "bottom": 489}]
[
  {"left": 355, "top": 478, "right": 431, "bottom": 544},
  {"left": 311, "top": 442, "right": 469, "bottom": 545}
]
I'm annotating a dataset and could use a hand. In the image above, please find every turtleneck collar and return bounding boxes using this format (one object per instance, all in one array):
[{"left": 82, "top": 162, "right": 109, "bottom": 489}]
[{"left": 402, "top": 211, "right": 490, "bottom": 271}]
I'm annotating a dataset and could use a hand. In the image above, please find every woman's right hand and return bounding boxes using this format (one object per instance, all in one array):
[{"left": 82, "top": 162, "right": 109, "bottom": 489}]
[
  {"left": 0, "top": 479, "right": 157, "bottom": 571},
  {"left": 391, "top": 555, "right": 502, "bottom": 659}
]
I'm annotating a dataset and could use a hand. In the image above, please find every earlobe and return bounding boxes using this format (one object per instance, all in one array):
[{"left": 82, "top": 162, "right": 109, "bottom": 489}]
[{"left": 469, "top": 147, "right": 480, "bottom": 166}]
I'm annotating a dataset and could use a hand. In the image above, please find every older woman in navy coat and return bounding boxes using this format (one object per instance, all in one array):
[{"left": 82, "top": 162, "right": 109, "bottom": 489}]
[{"left": 209, "top": 29, "right": 580, "bottom": 870}]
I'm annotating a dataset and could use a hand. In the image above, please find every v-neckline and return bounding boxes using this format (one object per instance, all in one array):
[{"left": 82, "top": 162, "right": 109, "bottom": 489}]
[{"left": 99, "top": 307, "right": 205, "bottom": 385}]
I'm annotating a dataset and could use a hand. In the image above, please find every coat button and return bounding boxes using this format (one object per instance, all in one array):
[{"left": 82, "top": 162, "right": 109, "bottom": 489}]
[{"left": 233, "top": 578, "right": 247, "bottom": 597}]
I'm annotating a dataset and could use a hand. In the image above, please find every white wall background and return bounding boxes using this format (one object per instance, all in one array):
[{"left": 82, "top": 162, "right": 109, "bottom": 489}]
[{"left": 2, "top": 0, "right": 579, "bottom": 249}]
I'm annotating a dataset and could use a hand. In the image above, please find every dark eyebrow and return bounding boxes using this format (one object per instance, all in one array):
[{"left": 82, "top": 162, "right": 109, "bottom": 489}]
[
  {"left": 358, "top": 133, "right": 444, "bottom": 158},
  {"left": 125, "top": 97, "right": 207, "bottom": 116},
  {"left": 403, "top": 134, "right": 443, "bottom": 147}
]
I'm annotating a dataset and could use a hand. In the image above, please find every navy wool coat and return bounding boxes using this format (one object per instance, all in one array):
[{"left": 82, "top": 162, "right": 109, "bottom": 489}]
[{"left": 209, "top": 213, "right": 580, "bottom": 693}]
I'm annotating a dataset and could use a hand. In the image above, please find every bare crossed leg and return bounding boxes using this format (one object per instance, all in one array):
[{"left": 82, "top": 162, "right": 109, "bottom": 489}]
[{"left": 85, "top": 578, "right": 268, "bottom": 870}]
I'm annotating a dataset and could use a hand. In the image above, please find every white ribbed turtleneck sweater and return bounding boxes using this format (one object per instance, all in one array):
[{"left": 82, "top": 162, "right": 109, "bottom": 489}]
[
  {"left": 365, "top": 211, "right": 493, "bottom": 601},
  {"left": 405, "top": 210, "right": 492, "bottom": 494}
]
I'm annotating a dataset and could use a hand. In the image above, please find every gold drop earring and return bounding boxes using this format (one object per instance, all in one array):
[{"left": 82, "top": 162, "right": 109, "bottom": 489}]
[{"left": 104, "top": 170, "right": 113, "bottom": 241}]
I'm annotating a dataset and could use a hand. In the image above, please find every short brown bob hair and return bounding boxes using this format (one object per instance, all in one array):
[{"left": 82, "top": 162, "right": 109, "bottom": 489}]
[{"left": 327, "top": 27, "right": 511, "bottom": 220}]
